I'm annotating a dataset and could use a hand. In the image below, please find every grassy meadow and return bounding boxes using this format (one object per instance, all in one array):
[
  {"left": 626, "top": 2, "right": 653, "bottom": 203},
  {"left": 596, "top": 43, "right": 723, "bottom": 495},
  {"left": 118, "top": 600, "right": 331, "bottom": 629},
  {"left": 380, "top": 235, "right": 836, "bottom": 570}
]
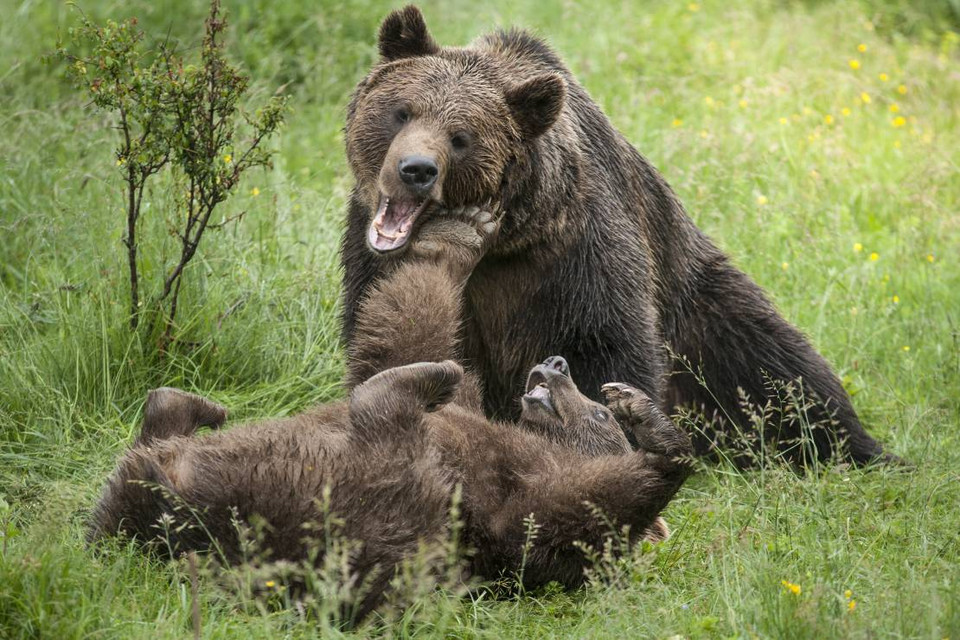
[{"left": 2, "top": 0, "right": 959, "bottom": 637}]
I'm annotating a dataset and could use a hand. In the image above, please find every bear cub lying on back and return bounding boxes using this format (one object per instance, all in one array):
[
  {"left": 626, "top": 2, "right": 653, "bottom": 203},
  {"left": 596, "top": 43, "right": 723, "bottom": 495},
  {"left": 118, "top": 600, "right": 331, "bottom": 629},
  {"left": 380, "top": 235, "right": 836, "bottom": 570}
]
[{"left": 88, "top": 209, "right": 693, "bottom": 621}]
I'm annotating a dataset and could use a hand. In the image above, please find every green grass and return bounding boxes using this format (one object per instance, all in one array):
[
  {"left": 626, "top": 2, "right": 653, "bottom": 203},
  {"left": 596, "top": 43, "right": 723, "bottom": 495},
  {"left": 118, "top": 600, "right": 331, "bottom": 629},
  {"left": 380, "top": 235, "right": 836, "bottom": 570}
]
[{"left": 2, "top": 0, "right": 959, "bottom": 637}]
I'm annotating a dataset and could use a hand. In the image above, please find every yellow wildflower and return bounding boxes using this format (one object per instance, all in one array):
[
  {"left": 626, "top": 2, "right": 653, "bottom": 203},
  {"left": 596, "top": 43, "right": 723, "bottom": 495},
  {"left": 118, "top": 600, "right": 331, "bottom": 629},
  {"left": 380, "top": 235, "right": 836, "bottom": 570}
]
[
  {"left": 779, "top": 117, "right": 788, "bottom": 125},
  {"left": 251, "top": 187, "right": 261, "bottom": 197},
  {"left": 927, "top": 254, "right": 935, "bottom": 263},
  {"left": 848, "top": 599, "right": 857, "bottom": 611},
  {"left": 844, "top": 589, "right": 853, "bottom": 599},
  {"left": 688, "top": 3, "right": 700, "bottom": 11},
  {"left": 265, "top": 580, "right": 276, "bottom": 588},
  {"left": 704, "top": 96, "right": 715, "bottom": 107},
  {"left": 879, "top": 72, "right": 889, "bottom": 82},
  {"left": 860, "top": 92, "right": 871, "bottom": 104},
  {"left": 850, "top": 307, "right": 858, "bottom": 316},
  {"left": 889, "top": 104, "right": 899, "bottom": 113},
  {"left": 849, "top": 59, "right": 861, "bottom": 70},
  {"left": 870, "top": 252, "right": 879, "bottom": 261},
  {"left": 858, "top": 43, "right": 867, "bottom": 53},
  {"left": 116, "top": 157, "right": 125, "bottom": 167},
  {"left": 699, "top": 130, "right": 709, "bottom": 139},
  {"left": 841, "top": 107, "right": 851, "bottom": 116},
  {"left": 739, "top": 99, "right": 748, "bottom": 108},
  {"left": 824, "top": 114, "right": 834, "bottom": 125},
  {"left": 756, "top": 195, "right": 768, "bottom": 206},
  {"left": 671, "top": 118, "right": 683, "bottom": 128},
  {"left": 892, "top": 116, "right": 906, "bottom": 127},
  {"left": 853, "top": 243, "right": 863, "bottom": 252},
  {"left": 892, "top": 295, "right": 900, "bottom": 303},
  {"left": 902, "top": 346, "right": 910, "bottom": 352},
  {"left": 781, "top": 262, "right": 789, "bottom": 270},
  {"left": 781, "top": 580, "right": 802, "bottom": 595},
  {"left": 224, "top": 153, "right": 232, "bottom": 164},
  {"left": 897, "top": 84, "right": 908, "bottom": 94}
]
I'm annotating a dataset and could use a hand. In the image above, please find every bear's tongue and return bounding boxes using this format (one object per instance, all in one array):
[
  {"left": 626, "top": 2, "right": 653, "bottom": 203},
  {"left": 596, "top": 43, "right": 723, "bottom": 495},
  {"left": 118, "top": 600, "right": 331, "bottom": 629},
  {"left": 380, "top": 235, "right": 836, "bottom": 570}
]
[{"left": 368, "top": 195, "right": 425, "bottom": 252}]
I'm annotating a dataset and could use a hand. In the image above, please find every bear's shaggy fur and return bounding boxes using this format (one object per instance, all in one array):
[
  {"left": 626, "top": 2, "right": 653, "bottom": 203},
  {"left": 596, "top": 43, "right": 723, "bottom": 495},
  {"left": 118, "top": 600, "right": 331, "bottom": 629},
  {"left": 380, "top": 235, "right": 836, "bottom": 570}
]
[
  {"left": 340, "top": 6, "right": 896, "bottom": 466},
  {"left": 89, "top": 210, "right": 692, "bottom": 621}
]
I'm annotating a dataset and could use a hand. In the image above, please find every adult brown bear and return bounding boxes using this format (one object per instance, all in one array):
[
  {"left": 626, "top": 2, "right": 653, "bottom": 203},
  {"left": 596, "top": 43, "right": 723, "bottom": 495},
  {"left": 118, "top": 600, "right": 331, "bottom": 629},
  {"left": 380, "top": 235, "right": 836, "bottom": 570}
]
[{"left": 340, "top": 6, "right": 896, "bottom": 466}]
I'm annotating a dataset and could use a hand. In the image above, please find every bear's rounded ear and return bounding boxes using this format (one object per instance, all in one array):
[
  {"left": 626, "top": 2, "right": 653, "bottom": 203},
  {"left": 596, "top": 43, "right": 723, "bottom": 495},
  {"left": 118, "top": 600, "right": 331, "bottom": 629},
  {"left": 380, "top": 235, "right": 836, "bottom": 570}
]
[
  {"left": 378, "top": 5, "right": 440, "bottom": 62},
  {"left": 504, "top": 73, "right": 566, "bottom": 140}
]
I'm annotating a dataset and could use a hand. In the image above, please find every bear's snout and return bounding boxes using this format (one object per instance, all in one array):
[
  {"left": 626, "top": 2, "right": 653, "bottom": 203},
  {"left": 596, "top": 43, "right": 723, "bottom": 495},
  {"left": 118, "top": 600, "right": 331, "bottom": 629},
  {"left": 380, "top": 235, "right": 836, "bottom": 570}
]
[
  {"left": 525, "top": 356, "right": 571, "bottom": 393},
  {"left": 541, "top": 356, "right": 570, "bottom": 377},
  {"left": 398, "top": 155, "right": 439, "bottom": 193}
]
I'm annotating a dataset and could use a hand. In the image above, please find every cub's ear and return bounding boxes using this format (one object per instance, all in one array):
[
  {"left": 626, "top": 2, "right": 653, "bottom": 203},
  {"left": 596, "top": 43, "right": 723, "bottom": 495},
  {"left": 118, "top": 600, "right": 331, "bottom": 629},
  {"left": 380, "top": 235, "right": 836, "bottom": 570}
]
[
  {"left": 505, "top": 73, "right": 566, "bottom": 140},
  {"left": 378, "top": 5, "right": 440, "bottom": 62}
]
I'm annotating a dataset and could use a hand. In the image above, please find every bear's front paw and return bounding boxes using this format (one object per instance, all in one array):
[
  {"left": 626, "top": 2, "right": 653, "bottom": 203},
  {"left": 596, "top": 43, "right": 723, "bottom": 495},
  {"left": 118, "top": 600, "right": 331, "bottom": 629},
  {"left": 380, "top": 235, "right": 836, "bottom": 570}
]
[
  {"left": 446, "top": 205, "right": 499, "bottom": 244},
  {"left": 355, "top": 361, "right": 464, "bottom": 414},
  {"left": 410, "top": 205, "right": 499, "bottom": 276},
  {"left": 602, "top": 382, "right": 692, "bottom": 459},
  {"left": 601, "top": 382, "right": 653, "bottom": 424}
]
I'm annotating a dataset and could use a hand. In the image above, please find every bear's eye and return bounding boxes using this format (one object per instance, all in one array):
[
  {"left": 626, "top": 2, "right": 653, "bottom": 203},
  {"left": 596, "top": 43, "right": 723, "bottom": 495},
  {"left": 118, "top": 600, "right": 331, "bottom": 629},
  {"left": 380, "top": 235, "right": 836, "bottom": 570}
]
[
  {"left": 394, "top": 107, "right": 411, "bottom": 125},
  {"left": 450, "top": 132, "right": 470, "bottom": 151}
]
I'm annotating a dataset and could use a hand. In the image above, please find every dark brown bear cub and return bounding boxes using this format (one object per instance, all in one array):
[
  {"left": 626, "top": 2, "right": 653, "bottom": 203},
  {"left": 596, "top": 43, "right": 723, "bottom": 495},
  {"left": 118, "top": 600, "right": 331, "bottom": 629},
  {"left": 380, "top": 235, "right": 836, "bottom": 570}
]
[
  {"left": 90, "top": 210, "right": 692, "bottom": 621},
  {"left": 340, "top": 5, "right": 898, "bottom": 467}
]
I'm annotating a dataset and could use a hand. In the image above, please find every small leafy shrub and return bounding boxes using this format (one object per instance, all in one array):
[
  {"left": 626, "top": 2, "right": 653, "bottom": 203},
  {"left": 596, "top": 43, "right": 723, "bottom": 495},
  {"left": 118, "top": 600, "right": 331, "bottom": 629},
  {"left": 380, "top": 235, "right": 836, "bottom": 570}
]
[{"left": 57, "top": 0, "right": 288, "bottom": 346}]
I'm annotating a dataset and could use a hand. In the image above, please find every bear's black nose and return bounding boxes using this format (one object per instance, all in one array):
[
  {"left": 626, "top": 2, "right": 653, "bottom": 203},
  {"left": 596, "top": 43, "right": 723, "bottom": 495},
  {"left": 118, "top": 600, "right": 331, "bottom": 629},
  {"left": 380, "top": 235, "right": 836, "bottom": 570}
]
[{"left": 398, "top": 155, "right": 439, "bottom": 192}]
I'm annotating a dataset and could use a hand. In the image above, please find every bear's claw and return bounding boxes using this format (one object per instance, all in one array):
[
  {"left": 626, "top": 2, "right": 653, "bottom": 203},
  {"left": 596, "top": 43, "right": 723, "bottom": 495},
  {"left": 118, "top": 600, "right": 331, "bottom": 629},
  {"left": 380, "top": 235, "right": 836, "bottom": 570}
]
[
  {"left": 601, "top": 382, "right": 638, "bottom": 401},
  {"left": 601, "top": 382, "right": 653, "bottom": 425},
  {"left": 447, "top": 205, "right": 498, "bottom": 237}
]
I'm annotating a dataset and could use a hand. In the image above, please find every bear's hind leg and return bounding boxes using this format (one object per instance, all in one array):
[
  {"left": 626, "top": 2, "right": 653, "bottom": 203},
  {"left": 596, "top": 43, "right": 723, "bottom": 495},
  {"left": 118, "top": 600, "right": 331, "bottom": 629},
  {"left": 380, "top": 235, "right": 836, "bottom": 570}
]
[
  {"left": 665, "top": 259, "right": 893, "bottom": 466},
  {"left": 136, "top": 388, "right": 227, "bottom": 446}
]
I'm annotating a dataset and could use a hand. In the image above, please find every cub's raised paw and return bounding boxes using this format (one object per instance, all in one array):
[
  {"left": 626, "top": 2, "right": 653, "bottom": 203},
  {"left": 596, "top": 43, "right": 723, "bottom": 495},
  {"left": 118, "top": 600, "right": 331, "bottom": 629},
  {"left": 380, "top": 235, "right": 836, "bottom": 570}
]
[
  {"left": 410, "top": 205, "right": 499, "bottom": 276},
  {"left": 602, "top": 382, "right": 692, "bottom": 459},
  {"left": 400, "top": 360, "right": 465, "bottom": 412},
  {"left": 354, "top": 360, "right": 464, "bottom": 416},
  {"left": 601, "top": 382, "right": 652, "bottom": 419}
]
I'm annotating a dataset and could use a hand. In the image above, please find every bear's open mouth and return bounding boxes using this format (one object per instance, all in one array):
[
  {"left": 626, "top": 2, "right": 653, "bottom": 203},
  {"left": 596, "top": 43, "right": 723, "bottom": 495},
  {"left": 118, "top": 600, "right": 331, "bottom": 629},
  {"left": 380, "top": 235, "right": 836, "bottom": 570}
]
[
  {"left": 367, "top": 194, "right": 431, "bottom": 253},
  {"left": 522, "top": 383, "right": 556, "bottom": 416},
  {"left": 523, "top": 369, "right": 557, "bottom": 416}
]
